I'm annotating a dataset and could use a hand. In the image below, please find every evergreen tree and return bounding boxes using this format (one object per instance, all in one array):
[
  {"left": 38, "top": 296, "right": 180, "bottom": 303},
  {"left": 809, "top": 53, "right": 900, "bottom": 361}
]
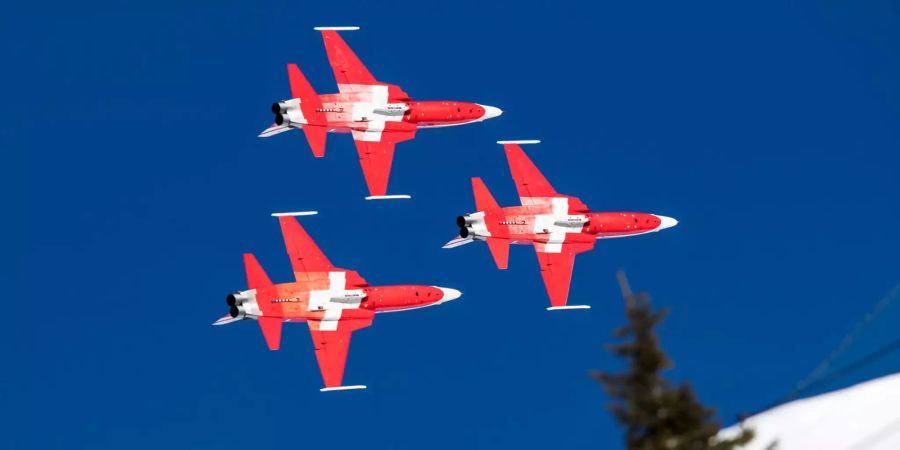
[{"left": 593, "top": 271, "right": 754, "bottom": 450}]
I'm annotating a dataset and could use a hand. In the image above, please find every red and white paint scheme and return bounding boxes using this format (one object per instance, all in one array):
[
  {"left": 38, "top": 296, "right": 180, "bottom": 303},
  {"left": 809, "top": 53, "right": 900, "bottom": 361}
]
[
  {"left": 444, "top": 141, "right": 677, "bottom": 310},
  {"left": 260, "top": 26, "right": 502, "bottom": 199},
  {"left": 214, "top": 212, "right": 462, "bottom": 391}
]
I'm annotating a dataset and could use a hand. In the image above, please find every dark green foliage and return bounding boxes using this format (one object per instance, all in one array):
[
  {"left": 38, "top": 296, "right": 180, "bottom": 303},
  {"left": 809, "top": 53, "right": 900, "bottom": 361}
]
[{"left": 593, "top": 284, "right": 754, "bottom": 450}]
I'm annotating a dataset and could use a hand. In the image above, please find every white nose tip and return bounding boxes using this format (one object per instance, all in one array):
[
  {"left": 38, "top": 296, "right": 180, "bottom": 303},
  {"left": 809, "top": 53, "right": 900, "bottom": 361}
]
[
  {"left": 477, "top": 104, "right": 503, "bottom": 120},
  {"left": 655, "top": 215, "right": 679, "bottom": 230},
  {"left": 435, "top": 287, "right": 462, "bottom": 302}
]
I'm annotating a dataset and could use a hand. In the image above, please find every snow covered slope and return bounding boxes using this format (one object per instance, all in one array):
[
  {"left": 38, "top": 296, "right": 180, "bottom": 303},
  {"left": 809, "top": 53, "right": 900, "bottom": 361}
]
[{"left": 719, "top": 373, "right": 900, "bottom": 449}]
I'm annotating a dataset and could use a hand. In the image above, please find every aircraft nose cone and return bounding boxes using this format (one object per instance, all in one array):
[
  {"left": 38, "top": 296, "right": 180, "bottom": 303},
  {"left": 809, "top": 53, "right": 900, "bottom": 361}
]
[
  {"left": 434, "top": 286, "right": 462, "bottom": 302},
  {"left": 477, "top": 104, "right": 503, "bottom": 120},
  {"left": 654, "top": 215, "right": 679, "bottom": 231}
]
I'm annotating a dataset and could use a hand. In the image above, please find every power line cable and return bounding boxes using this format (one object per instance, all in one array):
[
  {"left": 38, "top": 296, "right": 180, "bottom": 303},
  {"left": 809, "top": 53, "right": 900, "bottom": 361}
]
[{"left": 759, "top": 283, "right": 900, "bottom": 413}]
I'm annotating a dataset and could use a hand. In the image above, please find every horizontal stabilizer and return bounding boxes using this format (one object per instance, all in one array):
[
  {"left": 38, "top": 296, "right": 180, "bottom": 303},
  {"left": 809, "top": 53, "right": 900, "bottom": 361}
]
[
  {"left": 486, "top": 237, "right": 510, "bottom": 270},
  {"left": 320, "top": 385, "right": 367, "bottom": 392},
  {"left": 259, "top": 124, "right": 294, "bottom": 138},
  {"left": 313, "top": 26, "right": 360, "bottom": 31},
  {"left": 271, "top": 211, "right": 318, "bottom": 217},
  {"left": 443, "top": 236, "right": 474, "bottom": 249},
  {"left": 472, "top": 177, "right": 500, "bottom": 212},
  {"left": 496, "top": 140, "right": 541, "bottom": 145},
  {"left": 258, "top": 316, "right": 283, "bottom": 351},
  {"left": 244, "top": 253, "right": 273, "bottom": 289},
  {"left": 365, "top": 195, "right": 411, "bottom": 200},
  {"left": 303, "top": 125, "right": 328, "bottom": 158},
  {"left": 546, "top": 305, "right": 591, "bottom": 311}
]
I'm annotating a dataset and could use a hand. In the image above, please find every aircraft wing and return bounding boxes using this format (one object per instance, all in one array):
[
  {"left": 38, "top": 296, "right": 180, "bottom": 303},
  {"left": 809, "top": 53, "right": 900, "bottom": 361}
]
[
  {"left": 501, "top": 142, "right": 558, "bottom": 202},
  {"left": 318, "top": 29, "right": 411, "bottom": 101},
  {"left": 352, "top": 129, "right": 416, "bottom": 198},
  {"left": 534, "top": 241, "right": 595, "bottom": 309},
  {"left": 500, "top": 142, "right": 591, "bottom": 212},
  {"left": 308, "top": 309, "right": 375, "bottom": 390},
  {"left": 276, "top": 215, "right": 335, "bottom": 279},
  {"left": 564, "top": 195, "right": 591, "bottom": 213}
]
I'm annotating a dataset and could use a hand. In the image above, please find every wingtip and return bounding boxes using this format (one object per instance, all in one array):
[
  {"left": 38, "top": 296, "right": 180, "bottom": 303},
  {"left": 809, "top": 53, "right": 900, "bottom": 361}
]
[
  {"left": 314, "top": 26, "right": 360, "bottom": 31},
  {"left": 365, "top": 195, "right": 411, "bottom": 200},
  {"left": 497, "top": 140, "right": 541, "bottom": 145},
  {"left": 271, "top": 211, "right": 318, "bottom": 217},
  {"left": 320, "top": 385, "right": 367, "bottom": 392},
  {"left": 546, "top": 305, "right": 591, "bottom": 311}
]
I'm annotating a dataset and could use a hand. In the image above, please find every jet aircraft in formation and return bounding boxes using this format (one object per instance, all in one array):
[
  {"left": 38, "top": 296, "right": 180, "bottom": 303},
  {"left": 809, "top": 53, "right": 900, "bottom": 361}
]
[
  {"left": 444, "top": 141, "right": 678, "bottom": 309},
  {"left": 219, "top": 27, "right": 678, "bottom": 392},
  {"left": 214, "top": 212, "right": 462, "bottom": 391},
  {"left": 260, "top": 27, "right": 502, "bottom": 199}
]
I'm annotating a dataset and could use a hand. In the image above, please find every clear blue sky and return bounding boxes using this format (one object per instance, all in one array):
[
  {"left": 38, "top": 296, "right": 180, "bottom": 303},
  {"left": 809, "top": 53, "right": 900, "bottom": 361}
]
[{"left": 6, "top": 1, "right": 900, "bottom": 448}]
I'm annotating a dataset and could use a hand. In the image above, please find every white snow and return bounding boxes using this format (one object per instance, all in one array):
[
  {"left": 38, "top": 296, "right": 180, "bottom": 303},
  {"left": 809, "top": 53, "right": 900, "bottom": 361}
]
[{"left": 719, "top": 373, "right": 900, "bottom": 450}]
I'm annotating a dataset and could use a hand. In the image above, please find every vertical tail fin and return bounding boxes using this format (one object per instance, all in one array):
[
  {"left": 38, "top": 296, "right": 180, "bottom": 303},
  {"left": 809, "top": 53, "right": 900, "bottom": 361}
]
[
  {"left": 472, "top": 177, "right": 500, "bottom": 212},
  {"left": 286, "top": 64, "right": 328, "bottom": 157},
  {"left": 243, "top": 253, "right": 273, "bottom": 289}
]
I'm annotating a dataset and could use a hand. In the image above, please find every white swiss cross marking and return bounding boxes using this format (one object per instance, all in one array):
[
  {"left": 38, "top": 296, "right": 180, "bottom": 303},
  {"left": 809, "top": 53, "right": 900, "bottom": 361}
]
[
  {"left": 307, "top": 272, "right": 364, "bottom": 331},
  {"left": 527, "top": 197, "right": 583, "bottom": 253},
  {"left": 337, "top": 84, "right": 404, "bottom": 143}
]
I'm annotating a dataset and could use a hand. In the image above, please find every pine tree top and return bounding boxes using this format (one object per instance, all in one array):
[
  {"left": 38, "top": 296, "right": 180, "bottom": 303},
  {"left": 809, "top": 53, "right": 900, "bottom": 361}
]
[{"left": 593, "top": 271, "right": 754, "bottom": 450}]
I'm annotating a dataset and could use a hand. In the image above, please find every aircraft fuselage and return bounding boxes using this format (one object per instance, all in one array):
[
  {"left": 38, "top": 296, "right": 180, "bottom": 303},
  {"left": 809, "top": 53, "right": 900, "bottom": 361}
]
[
  {"left": 228, "top": 275, "right": 460, "bottom": 323},
  {"left": 462, "top": 202, "right": 674, "bottom": 246}
]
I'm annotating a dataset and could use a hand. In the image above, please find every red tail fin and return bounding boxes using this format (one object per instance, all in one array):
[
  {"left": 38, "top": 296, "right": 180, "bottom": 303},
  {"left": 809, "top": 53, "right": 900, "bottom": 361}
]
[
  {"left": 287, "top": 64, "right": 328, "bottom": 157},
  {"left": 472, "top": 177, "right": 500, "bottom": 212},
  {"left": 243, "top": 253, "right": 273, "bottom": 289}
]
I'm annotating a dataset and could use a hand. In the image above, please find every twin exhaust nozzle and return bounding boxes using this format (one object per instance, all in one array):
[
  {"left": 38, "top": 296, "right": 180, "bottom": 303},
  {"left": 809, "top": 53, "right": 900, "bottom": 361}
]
[
  {"left": 456, "top": 215, "right": 472, "bottom": 238},
  {"left": 226, "top": 292, "right": 249, "bottom": 318},
  {"left": 271, "top": 100, "right": 300, "bottom": 126}
]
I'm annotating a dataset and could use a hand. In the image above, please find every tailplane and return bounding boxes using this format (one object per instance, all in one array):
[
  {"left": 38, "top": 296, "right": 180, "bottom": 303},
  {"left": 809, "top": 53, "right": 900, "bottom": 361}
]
[
  {"left": 243, "top": 253, "right": 273, "bottom": 289},
  {"left": 258, "top": 317, "right": 283, "bottom": 351},
  {"left": 472, "top": 177, "right": 500, "bottom": 212},
  {"left": 267, "top": 64, "right": 329, "bottom": 157},
  {"left": 485, "top": 238, "right": 510, "bottom": 270},
  {"left": 470, "top": 178, "right": 509, "bottom": 269},
  {"left": 242, "top": 254, "right": 282, "bottom": 350},
  {"left": 287, "top": 64, "right": 328, "bottom": 157}
]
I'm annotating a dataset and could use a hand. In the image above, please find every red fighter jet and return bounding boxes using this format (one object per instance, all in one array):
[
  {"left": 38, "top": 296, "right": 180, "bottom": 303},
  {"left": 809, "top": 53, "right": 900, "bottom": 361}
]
[
  {"left": 260, "top": 26, "right": 502, "bottom": 200},
  {"left": 213, "top": 212, "right": 462, "bottom": 392},
  {"left": 444, "top": 141, "right": 677, "bottom": 310}
]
